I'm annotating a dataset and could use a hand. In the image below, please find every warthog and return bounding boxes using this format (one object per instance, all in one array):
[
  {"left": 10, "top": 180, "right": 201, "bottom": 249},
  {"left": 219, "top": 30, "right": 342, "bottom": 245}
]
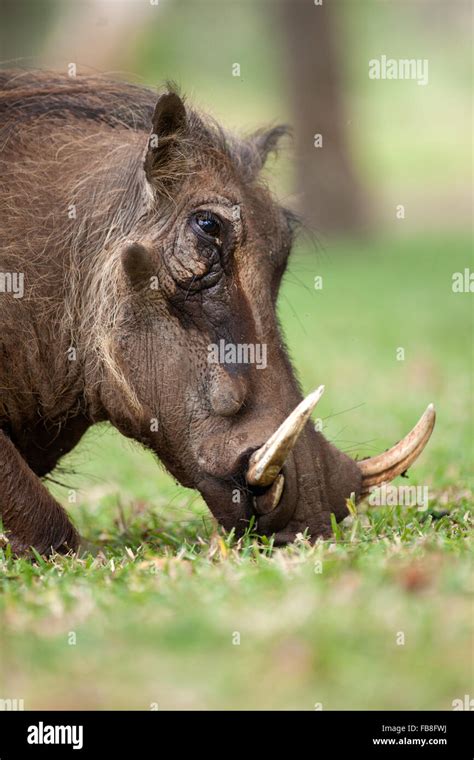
[{"left": 0, "top": 71, "right": 435, "bottom": 555}]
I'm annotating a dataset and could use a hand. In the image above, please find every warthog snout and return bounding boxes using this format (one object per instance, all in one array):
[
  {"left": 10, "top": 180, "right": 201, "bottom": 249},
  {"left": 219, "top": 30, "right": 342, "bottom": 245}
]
[{"left": 197, "top": 388, "right": 436, "bottom": 544}]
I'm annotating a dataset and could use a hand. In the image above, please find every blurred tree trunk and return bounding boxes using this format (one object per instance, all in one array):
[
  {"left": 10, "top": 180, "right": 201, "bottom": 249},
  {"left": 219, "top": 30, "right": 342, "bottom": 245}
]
[
  {"left": 1, "top": 0, "right": 58, "bottom": 61},
  {"left": 279, "top": 0, "right": 368, "bottom": 237}
]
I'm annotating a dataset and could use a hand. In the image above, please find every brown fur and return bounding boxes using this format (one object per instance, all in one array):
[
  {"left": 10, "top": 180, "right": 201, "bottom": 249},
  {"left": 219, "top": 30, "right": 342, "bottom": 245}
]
[{"left": 0, "top": 70, "right": 362, "bottom": 555}]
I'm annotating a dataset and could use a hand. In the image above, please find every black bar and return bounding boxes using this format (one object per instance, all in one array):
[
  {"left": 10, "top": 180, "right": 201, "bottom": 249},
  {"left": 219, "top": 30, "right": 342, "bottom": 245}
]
[{"left": 0, "top": 710, "right": 471, "bottom": 757}]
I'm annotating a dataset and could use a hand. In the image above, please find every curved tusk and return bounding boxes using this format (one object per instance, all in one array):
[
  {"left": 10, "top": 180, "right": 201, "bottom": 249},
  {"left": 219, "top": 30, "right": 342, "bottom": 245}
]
[
  {"left": 360, "top": 427, "right": 433, "bottom": 495},
  {"left": 358, "top": 403, "right": 436, "bottom": 493},
  {"left": 253, "top": 474, "right": 285, "bottom": 515},
  {"left": 246, "top": 385, "right": 325, "bottom": 487}
]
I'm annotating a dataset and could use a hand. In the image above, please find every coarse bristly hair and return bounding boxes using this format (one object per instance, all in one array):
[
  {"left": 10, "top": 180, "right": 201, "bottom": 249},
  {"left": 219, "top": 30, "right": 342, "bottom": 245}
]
[{"left": 0, "top": 70, "right": 290, "bottom": 419}]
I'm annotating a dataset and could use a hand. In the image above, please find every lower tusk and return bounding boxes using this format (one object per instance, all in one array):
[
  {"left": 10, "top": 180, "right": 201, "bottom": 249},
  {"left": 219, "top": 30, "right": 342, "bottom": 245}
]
[
  {"left": 253, "top": 474, "right": 285, "bottom": 515},
  {"left": 358, "top": 403, "right": 436, "bottom": 493},
  {"left": 246, "top": 385, "right": 325, "bottom": 487}
]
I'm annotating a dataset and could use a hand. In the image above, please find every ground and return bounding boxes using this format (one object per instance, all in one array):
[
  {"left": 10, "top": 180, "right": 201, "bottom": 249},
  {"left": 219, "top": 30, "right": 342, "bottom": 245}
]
[{"left": 1, "top": 234, "right": 472, "bottom": 710}]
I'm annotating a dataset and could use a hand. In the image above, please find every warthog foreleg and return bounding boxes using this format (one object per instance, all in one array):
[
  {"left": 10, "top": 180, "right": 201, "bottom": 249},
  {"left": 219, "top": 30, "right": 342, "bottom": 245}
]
[{"left": 0, "top": 430, "right": 79, "bottom": 556}]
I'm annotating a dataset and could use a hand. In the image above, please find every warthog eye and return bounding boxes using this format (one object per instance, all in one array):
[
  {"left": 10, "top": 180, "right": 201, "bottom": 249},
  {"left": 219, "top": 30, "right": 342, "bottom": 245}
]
[{"left": 191, "top": 210, "right": 222, "bottom": 241}]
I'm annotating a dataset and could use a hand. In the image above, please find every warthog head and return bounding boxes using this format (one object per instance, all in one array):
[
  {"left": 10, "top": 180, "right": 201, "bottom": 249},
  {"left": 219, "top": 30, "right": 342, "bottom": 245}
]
[
  {"left": 102, "top": 93, "right": 434, "bottom": 543},
  {"left": 96, "top": 89, "right": 435, "bottom": 543}
]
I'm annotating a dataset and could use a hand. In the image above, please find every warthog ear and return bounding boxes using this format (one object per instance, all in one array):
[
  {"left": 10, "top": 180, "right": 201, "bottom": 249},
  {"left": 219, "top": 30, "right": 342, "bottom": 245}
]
[
  {"left": 121, "top": 242, "right": 154, "bottom": 289},
  {"left": 251, "top": 125, "right": 290, "bottom": 170},
  {"left": 144, "top": 90, "right": 187, "bottom": 187}
]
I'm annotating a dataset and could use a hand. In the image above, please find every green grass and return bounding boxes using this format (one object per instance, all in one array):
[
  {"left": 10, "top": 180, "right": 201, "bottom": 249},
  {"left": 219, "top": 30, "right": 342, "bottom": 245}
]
[{"left": 1, "top": 234, "right": 472, "bottom": 710}]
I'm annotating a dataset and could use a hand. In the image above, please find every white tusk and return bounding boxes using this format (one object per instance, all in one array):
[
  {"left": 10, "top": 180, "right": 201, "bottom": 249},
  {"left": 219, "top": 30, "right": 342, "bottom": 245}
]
[
  {"left": 246, "top": 385, "right": 325, "bottom": 487},
  {"left": 358, "top": 404, "right": 436, "bottom": 493},
  {"left": 253, "top": 474, "right": 285, "bottom": 515}
]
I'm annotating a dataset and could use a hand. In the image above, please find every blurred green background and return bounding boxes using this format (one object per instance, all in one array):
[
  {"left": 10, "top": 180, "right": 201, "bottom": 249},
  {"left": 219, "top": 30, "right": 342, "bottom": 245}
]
[
  {"left": 2, "top": 0, "right": 472, "bottom": 231},
  {"left": 0, "top": 0, "right": 472, "bottom": 710}
]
